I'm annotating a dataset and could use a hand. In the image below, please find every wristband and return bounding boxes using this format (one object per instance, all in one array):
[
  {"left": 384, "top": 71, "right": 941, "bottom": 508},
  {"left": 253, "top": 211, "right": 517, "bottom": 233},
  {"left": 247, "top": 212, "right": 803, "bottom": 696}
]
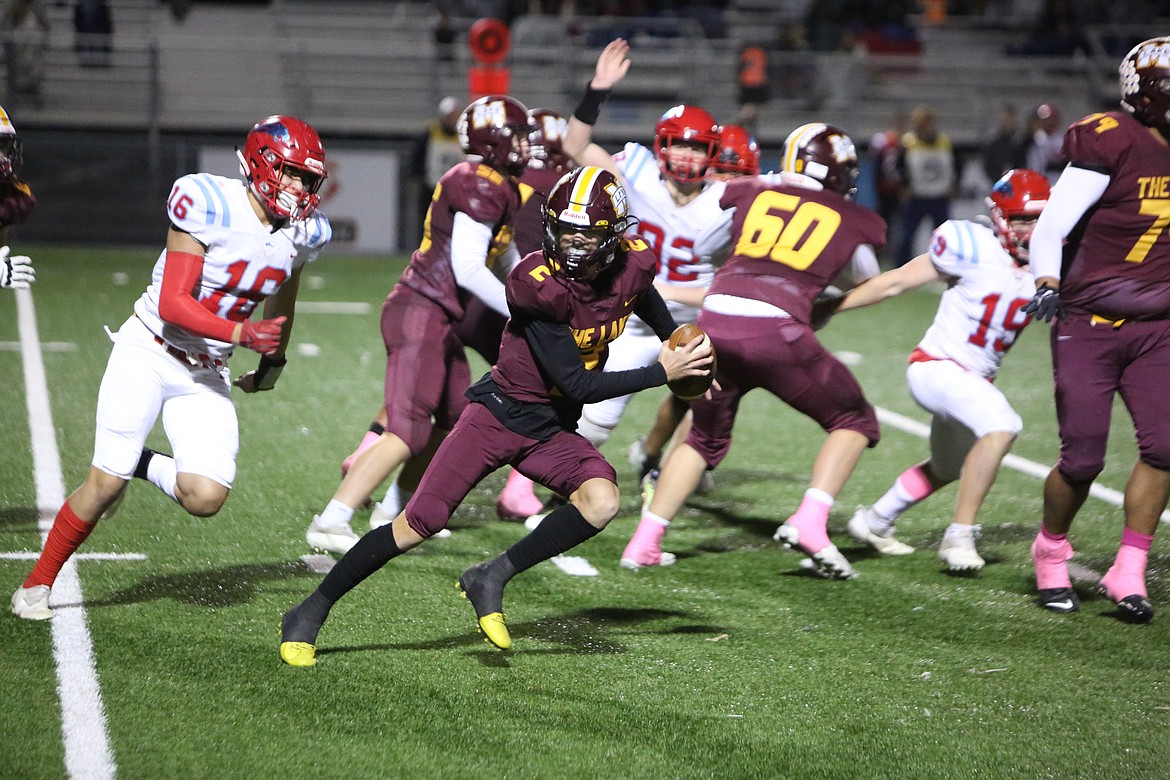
[
  {"left": 573, "top": 85, "right": 611, "bottom": 126},
  {"left": 254, "top": 354, "right": 287, "bottom": 391}
]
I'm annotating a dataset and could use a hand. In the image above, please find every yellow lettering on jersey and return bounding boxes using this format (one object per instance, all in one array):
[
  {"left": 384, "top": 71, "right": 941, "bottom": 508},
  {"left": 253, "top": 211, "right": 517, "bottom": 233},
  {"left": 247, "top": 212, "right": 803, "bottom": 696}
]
[
  {"left": 1126, "top": 198, "right": 1170, "bottom": 263},
  {"left": 417, "top": 183, "right": 443, "bottom": 254},
  {"left": 476, "top": 165, "right": 504, "bottom": 185},
  {"left": 621, "top": 237, "right": 648, "bottom": 252},
  {"left": 1138, "top": 176, "right": 1170, "bottom": 199},
  {"left": 1072, "top": 113, "right": 1120, "bottom": 134},
  {"left": 734, "top": 191, "right": 843, "bottom": 270},
  {"left": 528, "top": 264, "right": 552, "bottom": 282},
  {"left": 571, "top": 313, "right": 631, "bottom": 370}
]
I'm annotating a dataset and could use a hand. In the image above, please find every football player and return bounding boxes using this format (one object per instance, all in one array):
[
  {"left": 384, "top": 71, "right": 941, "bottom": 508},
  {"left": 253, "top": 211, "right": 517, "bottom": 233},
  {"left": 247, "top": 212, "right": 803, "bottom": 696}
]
[
  {"left": 305, "top": 95, "right": 531, "bottom": 555},
  {"left": 518, "top": 39, "right": 726, "bottom": 529},
  {"left": 707, "top": 123, "right": 762, "bottom": 181},
  {"left": 837, "top": 169, "right": 1050, "bottom": 572},
  {"left": 0, "top": 104, "right": 36, "bottom": 290},
  {"left": 619, "top": 123, "right": 884, "bottom": 579},
  {"left": 11, "top": 116, "right": 331, "bottom": 620},
  {"left": 1022, "top": 37, "right": 1170, "bottom": 622},
  {"left": 280, "top": 167, "right": 713, "bottom": 663}
]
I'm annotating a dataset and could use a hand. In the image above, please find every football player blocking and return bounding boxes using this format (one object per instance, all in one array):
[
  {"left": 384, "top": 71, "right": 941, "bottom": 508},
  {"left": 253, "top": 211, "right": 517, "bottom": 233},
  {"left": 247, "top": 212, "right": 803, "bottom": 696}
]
[
  {"left": 11, "top": 116, "right": 331, "bottom": 620},
  {"left": 620, "top": 122, "right": 885, "bottom": 578},
  {"left": 1021, "top": 36, "right": 1170, "bottom": 623},
  {"left": 280, "top": 165, "right": 714, "bottom": 664},
  {"left": 833, "top": 169, "right": 1051, "bottom": 573}
]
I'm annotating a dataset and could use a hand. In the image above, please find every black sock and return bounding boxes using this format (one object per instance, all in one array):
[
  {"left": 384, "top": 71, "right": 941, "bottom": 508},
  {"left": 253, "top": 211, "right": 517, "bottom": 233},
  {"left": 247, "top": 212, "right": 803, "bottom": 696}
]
[
  {"left": 504, "top": 503, "right": 600, "bottom": 576},
  {"left": 318, "top": 523, "right": 402, "bottom": 604},
  {"left": 133, "top": 448, "right": 159, "bottom": 480},
  {"left": 369, "top": 421, "right": 385, "bottom": 436}
]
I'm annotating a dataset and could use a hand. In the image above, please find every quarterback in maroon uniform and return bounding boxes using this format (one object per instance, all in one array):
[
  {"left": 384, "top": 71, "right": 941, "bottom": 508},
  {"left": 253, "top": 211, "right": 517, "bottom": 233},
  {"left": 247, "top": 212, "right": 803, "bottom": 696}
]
[
  {"left": 280, "top": 166, "right": 713, "bottom": 663},
  {"left": 307, "top": 95, "right": 533, "bottom": 555},
  {"left": 620, "top": 123, "right": 886, "bottom": 580},
  {"left": 1024, "top": 37, "right": 1170, "bottom": 622}
]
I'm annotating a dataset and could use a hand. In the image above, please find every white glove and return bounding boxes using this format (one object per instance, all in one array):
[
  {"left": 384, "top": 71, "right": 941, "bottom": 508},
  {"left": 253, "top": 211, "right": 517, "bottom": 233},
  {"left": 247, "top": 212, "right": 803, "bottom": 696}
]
[{"left": 0, "top": 245, "right": 35, "bottom": 289}]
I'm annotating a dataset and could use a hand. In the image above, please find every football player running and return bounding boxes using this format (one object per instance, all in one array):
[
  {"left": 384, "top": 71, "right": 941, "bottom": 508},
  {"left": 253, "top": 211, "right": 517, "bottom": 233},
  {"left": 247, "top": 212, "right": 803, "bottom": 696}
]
[
  {"left": 837, "top": 169, "right": 1050, "bottom": 572},
  {"left": 305, "top": 95, "right": 531, "bottom": 555},
  {"left": 627, "top": 123, "right": 762, "bottom": 489},
  {"left": 11, "top": 116, "right": 331, "bottom": 620},
  {"left": 0, "top": 104, "right": 36, "bottom": 290},
  {"left": 1022, "top": 37, "right": 1170, "bottom": 623},
  {"left": 517, "top": 38, "right": 726, "bottom": 527},
  {"left": 279, "top": 167, "right": 713, "bottom": 663},
  {"left": 619, "top": 123, "right": 884, "bottom": 579}
]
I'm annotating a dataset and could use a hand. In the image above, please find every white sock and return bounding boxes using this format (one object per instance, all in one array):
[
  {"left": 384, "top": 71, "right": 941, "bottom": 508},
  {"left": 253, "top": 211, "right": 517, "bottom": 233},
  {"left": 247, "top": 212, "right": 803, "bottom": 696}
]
[
  {"left": 943, "top": 522, "right": 978, "bottom": 543},
  {"left": 377, "top": 482, "right": 412, "bottom": 517},
  {"left": 146, "top": 454, "right": 178, "bottom": 502},
  {"left": 317, "top": 499, "right": 355, "bottom": 529},
  {"left": 641, "top": 510, "right": 670, "bottom": 527}
]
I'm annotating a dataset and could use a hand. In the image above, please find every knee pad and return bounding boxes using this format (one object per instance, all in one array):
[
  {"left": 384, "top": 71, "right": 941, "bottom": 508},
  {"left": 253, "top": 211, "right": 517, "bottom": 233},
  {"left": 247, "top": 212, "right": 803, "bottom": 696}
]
[
  {"left": 404, "top": 491, "right": 452, "bottom": 538},
  {"left": 1057, "top": 459, "right": 1102, "bottom": 488}
]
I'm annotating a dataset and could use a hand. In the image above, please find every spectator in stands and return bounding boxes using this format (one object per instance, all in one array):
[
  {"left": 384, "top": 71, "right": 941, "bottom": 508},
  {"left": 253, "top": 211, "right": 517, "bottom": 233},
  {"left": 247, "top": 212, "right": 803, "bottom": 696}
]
[
  {"left": 1026, "top": 103, "right": 1066, "bottom": 185},
  {"left": 434, "top": 10, "right": 455, "bottom": 62},
  {"left": 896, "top": 105, "right": 956, "bottom": 265},
  {"left": 982, "top": 102, "right": 1027, "bottom": 184},
  {"left": 418, "top": 96, "right": 465, "bottom": 229},
  {"left": 1, "top": 0, "right": 50, "bottom": 106},
  {"left": 74, "top": 0, "right": 113, "bottom": 68}
]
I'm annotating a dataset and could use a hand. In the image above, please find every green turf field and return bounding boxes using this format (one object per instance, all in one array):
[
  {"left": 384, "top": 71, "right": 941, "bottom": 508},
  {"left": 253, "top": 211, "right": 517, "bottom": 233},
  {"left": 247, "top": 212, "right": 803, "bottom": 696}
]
[{"left": 2, "top": 247, "right": 1167, "bottom": 779}]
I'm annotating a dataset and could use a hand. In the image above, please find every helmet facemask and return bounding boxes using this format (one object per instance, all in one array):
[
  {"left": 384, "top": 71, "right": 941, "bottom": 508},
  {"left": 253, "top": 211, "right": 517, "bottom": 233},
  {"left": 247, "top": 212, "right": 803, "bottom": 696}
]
[
  {"left": 238, "top": 115, "right": 327, "bottom": 223},
  {"left": 987, "top": 168, "right": 1050, "bottom": 265},
  {"left": 542, "top": 166, "right": 632, "bottom": 281},
  {"left": 0, "top": 133, "right": 22, "bottom": 180}
]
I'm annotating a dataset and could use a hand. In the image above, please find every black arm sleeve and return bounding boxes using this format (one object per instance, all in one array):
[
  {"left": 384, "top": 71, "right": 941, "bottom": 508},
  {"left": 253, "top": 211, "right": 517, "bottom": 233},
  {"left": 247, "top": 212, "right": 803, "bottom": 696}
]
[
  {"left": 524, "top": 319, "right": 667, "bottom": 403},
  {"left": 632, "top": 286, "right": 678, "bottom": 341}
]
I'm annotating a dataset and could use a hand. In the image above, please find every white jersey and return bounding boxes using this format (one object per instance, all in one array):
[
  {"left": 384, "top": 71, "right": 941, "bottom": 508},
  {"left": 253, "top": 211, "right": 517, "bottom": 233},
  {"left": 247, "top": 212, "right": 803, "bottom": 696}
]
[
  {"left": 916, "top": 219, "right": 1034, "bottom": 379},
  {"left": 613, "top": 142, "right": 726, "bottom": 334},
  {"left": 134, "top": 173, "right": 332, "bottom": 360}
]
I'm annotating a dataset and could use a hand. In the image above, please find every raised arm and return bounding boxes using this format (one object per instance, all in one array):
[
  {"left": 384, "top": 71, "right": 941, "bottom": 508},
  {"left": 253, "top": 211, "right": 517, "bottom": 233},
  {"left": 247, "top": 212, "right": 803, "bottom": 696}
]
[{"left": 564, "top": 38, "right": 631, "bottom": 177}]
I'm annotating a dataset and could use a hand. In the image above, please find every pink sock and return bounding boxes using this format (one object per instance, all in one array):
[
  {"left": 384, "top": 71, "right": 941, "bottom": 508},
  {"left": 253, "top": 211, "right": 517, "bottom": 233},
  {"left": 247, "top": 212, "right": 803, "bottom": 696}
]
[
  {"left": 1031, "top": 528, "right": 1073, "bottom": 590},
  {"left": 622, "top": 514, "right": 668, "bottom": 565},
  {"left": 784, "top": 489, "right": 833, "bottom": 553},
  {"left": 1102, "top": 541, "right": 1151, "bottom": 599},
  {"left": 341, "top": 431, "right": 381, "bottom": 475},
  {"left": 871, "top": 464, "right": 935, "bottom": 522}
]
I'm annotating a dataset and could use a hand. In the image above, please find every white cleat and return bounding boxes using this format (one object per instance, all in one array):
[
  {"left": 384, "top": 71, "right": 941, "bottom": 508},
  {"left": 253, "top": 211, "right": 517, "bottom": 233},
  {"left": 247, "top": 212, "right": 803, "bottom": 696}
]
[
  {"left": 305, "top": 516, "right": 359, "bottom": 555},
  {"left": 939, "top": 528, "right": 985, "bottom": 572},
  {"left": 11, "top": 585, "right": 52, "bottom": 620},
  {"left": 523, "top": 513, "right": 547, "bottom": 531},
  {"left": 773, "top": 524, "right": 857, "bottom": 580},
  {"left": 369, "top": 502, "right": 395, "bottom": 530},
  {"left": 619, "top": 551, "right": 677, "bottom": 571},
  {"left": 847, "top": 508, "right": 915, "bottom": 556}
]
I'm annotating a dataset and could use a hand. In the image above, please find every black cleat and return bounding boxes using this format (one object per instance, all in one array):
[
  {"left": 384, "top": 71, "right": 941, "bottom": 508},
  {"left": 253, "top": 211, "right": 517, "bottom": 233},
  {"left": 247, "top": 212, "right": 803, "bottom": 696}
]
[
  {"left": 1037, "top": 587, "right": 1080, "bottom": 614},
  {"left": 457, "top": 562, "right": 511, "bottom": 650},
  {"left": 1100, "top": 587, "right": 1154, "bottom": 624},
  {"left": 279, "top": 596, "right": 329, "bottom": 667}
]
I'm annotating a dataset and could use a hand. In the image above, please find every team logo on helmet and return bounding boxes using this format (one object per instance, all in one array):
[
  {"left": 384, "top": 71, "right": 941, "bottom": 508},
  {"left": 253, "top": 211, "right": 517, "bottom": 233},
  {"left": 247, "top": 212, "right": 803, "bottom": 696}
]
[
  {"left": 1120, "top": 37, "right": 1170, "bottom": 129},
  {"left": 543, "top": 166, "right": 632, "bottom": 280}
]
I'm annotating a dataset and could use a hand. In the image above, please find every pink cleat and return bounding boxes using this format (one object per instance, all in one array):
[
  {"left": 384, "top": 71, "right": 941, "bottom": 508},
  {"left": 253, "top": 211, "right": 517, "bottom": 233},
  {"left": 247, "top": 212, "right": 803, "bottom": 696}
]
[
  {"left": 619, "top": 518, "right": 676, "bottom": 570},
  {"left": 341, "top": 431, "right": 381, "bottom": 477},
  {"left": 495, "top": 469, "right": 544, "bottom": 520}
]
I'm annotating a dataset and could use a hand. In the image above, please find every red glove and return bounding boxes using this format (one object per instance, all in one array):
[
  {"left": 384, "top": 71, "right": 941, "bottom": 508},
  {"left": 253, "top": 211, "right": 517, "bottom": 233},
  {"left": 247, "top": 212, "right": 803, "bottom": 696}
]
[{"left": 237, "top": 316, "right": 286, "bottom": 355}]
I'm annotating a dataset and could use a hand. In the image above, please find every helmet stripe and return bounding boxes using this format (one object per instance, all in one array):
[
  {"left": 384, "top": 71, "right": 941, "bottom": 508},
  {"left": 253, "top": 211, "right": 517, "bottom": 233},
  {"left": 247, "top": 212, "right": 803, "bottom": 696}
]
[{"left": 567, "top": 166, "right": 601, "bottom": 216}]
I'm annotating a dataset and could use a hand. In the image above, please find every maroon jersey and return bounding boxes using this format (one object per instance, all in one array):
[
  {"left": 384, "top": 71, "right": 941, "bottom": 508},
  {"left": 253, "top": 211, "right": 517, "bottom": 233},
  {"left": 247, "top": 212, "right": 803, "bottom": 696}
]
[
  {"left": 513, "top": 166, "right": 565, "bottom": 257},
  {"left": 708, "top": 175, "right": 886, "bottom": 323},
  {"left": 492, "top": 240, "right": 659, "bottom": 405},
  {"left": 1060, "top": 111, "right": 1170, "bottom": 320},
  {"left": 399, "top": 161, "right": 523, "bottom": 320}
]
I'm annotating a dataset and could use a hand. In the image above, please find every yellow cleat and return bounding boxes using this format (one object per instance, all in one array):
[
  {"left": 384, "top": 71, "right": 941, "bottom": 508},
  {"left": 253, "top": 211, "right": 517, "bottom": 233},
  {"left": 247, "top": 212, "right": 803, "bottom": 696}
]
[
  {"left": 477, "top": 612, "right": 512, "bottom": 650},
  {"left": 280, "top": 641, "right": 317, "bottom": 667}
]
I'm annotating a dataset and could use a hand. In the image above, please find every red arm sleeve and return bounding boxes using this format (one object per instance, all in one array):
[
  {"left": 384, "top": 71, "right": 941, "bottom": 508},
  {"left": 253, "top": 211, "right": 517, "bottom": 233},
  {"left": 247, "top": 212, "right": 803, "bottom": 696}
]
[{"left": 157, "top": 251, "right": 238, "bottom": 343}]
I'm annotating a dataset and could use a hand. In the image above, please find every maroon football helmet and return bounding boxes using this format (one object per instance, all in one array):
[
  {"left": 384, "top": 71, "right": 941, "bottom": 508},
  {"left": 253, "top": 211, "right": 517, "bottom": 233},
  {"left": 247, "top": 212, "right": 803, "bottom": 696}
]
[
  {"left": 0, "top": 103, "right": 22, "bottom": 180},
  {"left": 780, "top": 123, "right": 859, "bottom": 197},
  {"left": 987, "top": 168, "right": 1050, "bottom": 264},
  {"left": 710, "top": 124, "right": 761, "bottom": 178},
  {"left": 543, "top": 166, "right": 632, "bottom": 280},
  {"left": 527, "top": 108, "right": 572, "bottom": 173},
  {"left": 653, "top": 105, "right": 720, "bottom": 186},
  {"left": 237, "top": 115, "right": 326, "bottom": 222},
  {"left": 1120, "top": 37, "right": 1170, "bottom": 130},
  {"left": 457, "top": 95, "right": 532, "bottom": 177}
]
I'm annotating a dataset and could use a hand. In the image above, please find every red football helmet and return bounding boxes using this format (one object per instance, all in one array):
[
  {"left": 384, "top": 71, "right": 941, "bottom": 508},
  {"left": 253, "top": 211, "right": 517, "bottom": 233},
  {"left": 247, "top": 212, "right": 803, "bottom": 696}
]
[
  {"left": 527, "top": 108, "right": 572, "bottom": 172},
  {"left": 0, "top": 104, "right": 21, "bottom": 180},
  {"left": 237, "top": 115, "right": 326, "bottom": 222},
  {"left": 543, "top": 165, "right": 632, "bottom": 280},
  {"left": 780, "top": 123, "right": 859, "bottom": 197},
  {"left": 710, "top": 124, "right": 761, "bottom": 177},
  {"left": 987, "top": 168, "right": 1050, "bottom": 264},
  {"left": 457, "top": 95, "right": 532, "bottom": 177},
  {"left": 1120, "top": 36, "right": 1170, "bottom": 130},
  {"left": 653, "top": 105, "right": 720, "bottom": 186}
]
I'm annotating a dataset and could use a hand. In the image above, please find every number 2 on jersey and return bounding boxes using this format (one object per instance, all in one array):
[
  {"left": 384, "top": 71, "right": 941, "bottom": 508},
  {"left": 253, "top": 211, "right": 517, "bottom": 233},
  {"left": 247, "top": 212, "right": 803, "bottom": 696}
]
[{"left": 734, "top": 191, "right": 842, "bottom": 270}]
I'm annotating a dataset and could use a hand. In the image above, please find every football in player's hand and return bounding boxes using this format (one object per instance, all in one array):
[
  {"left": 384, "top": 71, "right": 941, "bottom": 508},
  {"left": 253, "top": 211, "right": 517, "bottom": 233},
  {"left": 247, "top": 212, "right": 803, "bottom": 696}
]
[{"left": 667, "top": 323, "right": 716, "bottom": 401}]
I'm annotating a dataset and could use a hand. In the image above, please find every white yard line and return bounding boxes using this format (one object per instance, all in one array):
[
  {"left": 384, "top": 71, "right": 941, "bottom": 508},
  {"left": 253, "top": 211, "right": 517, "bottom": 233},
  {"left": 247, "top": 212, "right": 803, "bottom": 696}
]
[
  {"left": 293, "top": 301, "right": 372, "bottom": 315},
  {"left": 16, "top": 288, "right": 117, "bottom": 780},
  {"left": 874, "top": 406, "right": 1170, "bottom": 523}
]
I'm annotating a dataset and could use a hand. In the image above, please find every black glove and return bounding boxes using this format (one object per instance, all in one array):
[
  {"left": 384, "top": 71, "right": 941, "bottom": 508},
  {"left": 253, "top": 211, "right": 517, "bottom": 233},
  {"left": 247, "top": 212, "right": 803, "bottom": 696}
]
[
  {"left": 810, "top": 286, "right": 846, "bottom": 331},
  {"left": 1022, "top": 283, "right": 1066, "bottom": 323}
]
